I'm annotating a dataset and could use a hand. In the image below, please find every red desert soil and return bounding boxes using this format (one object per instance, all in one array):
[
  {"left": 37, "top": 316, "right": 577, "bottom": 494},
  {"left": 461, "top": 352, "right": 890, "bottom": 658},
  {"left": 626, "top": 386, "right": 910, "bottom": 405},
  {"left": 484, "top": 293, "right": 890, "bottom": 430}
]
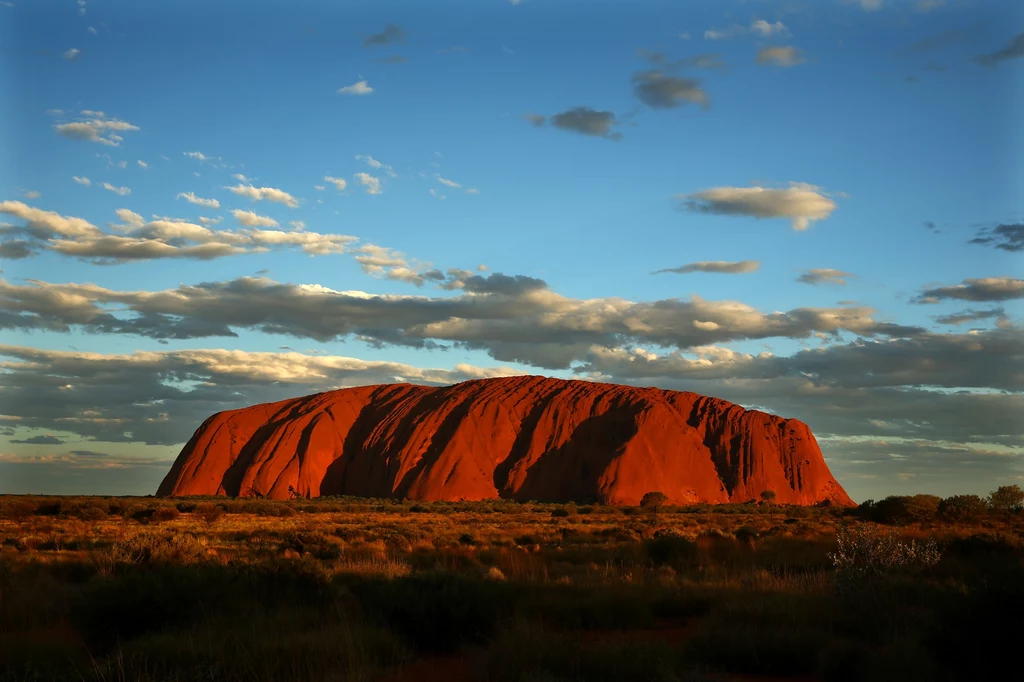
[{"left": 158, "top": 375, "right": 852, "bottom": 506}]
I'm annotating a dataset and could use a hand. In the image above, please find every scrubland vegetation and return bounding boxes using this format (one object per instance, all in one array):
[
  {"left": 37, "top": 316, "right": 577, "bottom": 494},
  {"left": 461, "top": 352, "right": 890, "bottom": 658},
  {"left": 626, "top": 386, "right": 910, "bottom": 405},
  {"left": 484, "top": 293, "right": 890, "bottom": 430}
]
[{"left": 1, "top": 487, "right": 1022, "bottom": 681}]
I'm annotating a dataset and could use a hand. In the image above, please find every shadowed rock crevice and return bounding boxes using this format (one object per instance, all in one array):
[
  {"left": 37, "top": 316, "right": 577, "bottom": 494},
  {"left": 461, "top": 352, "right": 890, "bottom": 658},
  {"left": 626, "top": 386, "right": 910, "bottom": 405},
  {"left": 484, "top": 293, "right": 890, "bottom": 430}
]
[{"left": 159, "top": 376, "right": 854, "bottom": 506}]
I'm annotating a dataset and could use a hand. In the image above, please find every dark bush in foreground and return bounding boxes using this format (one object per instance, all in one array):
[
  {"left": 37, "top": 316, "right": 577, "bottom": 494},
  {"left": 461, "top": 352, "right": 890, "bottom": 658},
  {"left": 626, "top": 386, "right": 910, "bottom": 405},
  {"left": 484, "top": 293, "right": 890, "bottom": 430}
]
[{"left": 349, "top": 573, "right": 517, "bottom": 653}]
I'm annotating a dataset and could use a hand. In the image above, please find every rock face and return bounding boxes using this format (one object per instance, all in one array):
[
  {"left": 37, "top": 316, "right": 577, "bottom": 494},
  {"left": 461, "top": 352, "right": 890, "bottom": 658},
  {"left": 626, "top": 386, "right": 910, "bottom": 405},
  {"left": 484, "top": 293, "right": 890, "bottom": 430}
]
[{"left": 158, "top": 376, "right": 853, "bottom": 506}]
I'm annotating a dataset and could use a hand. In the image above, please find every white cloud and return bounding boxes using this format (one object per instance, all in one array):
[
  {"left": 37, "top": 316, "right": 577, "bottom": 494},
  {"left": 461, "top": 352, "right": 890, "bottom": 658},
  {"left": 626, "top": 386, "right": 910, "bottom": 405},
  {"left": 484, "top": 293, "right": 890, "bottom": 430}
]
[
  {"left": 23, "top": 190, "right": 41, "bottom": 200},
  {"left": 915, "top": 277, "right": 1024, "bottom": 303},
  {"left": 54, "top": 114, "right": 139, "bottom": 146},
  {"left": 750, "top": 19, "right": 790, "bottom": 38},
  {"left": 63, "top": 48, "right": 81, "bottom": 61},
  {"left": 466, "top": 188, "right": 480, "bottom": 194},
  {"left": 231, "top": 209, "right": 279, "bottom": 228},
  {"left": 226, "top": 184, "right": 299, "bottom": 208},
  {"left": 198, "top": 216, "right": 223, "bottom": 226},
  {"left": 704, "top": 25, "right": 746, "bottom": 40},
  {"left": 798, "top": 268, "right": 855, "bottom": 286},
  {"left": 355, "top": 155, "right": 397, "bottom": 177},
  {"left": 0, "top": 201, "right": 101, "bottom": 238},
  {"left": 324, "top": 176, "right": 347, "bottom": 191},
  {"left": 678, "top": 182, "right": 837, "bottom": 230},
  {"left": 756, "top": 46, "right": 806, "bottom": 67},
  {"left": 354, "top": 172, "right": 382, "bottom": 195},
  {"left": 654, "top": 260, "right": 761, "bottom": 275},
  {"left": 137, "top": 160, "right": 147, "bottom": 168},
  {"left": 437, "top": 176, "right": 461, "bottom": 188},
  {"left": 87, "top": 26, "right": 97, "bottom": 34},
  {"left": 0, "top": 201, "right": 354, "bottom": 262},
  {"left": 184, "top": 151, "right": 224, "bottom": 167},
  {"left": 851, "top": 0, "right": 883, "bottom": 10},
  {"left": 429, "top": 188, "right": 446, "bottom": 200},
  {"left": 176, "top": 192, "right": 220, "bottom": 209},
  {"left": 72, "top": 176, "right": 91, "bottom": 186},
  {"left": 289, "top": 220, "right": 306, "bottom": 231},
  {"left": 314, "top": 185, "right": 326, "bottom": 191},
  {"left": 0, "top": 344, "right": 522, "bottom": 446},
  {"left": 338, "top": 80, "right": 373, "bottom": 95},
  {"left": 102, "top": 182, "right": 131, "bottom": 196},
  {"left": 232, "top": 173, "right": 249, "bottom": 182}
]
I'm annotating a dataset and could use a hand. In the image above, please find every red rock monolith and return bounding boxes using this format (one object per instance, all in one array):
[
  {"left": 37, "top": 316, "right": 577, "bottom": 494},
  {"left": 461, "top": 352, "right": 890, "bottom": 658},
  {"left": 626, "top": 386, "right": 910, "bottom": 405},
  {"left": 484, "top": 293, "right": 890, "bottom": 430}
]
[{"left": 157, "top": 376, "right": 853, "bottom": 506}]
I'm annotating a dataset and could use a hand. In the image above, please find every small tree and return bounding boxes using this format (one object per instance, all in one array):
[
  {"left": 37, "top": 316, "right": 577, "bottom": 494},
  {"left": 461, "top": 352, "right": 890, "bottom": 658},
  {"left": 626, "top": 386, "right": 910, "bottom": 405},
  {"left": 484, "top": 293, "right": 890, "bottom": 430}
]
[
  {"left": 938, "top": 494, "right": 988, "bottom": 523},
  {"left": 640, "top": 492, "right": 669, "bottom": 518},
  {"left": 989, "top": 485, "right": 1024, "bottom": 514},
  {"left": 761, "top": 489, "right": 777, "bottom": 524},
  {"left": 195, "top": 502, "right": 224, "bottom": 525}
]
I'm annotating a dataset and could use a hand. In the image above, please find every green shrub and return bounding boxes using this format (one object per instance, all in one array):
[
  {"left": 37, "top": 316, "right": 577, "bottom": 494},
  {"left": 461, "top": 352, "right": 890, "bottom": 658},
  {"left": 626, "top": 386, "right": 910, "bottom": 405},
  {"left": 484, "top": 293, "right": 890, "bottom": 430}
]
[
  {"left": 989, "top": 485, "right": 1024, "bottom": 514},
  {"left": 828, "top": 525, "right": 941, "bottom": 594},
  {"left": 151, "top": 507, "right": 181, "bottom": 523},
  {"left": 938, "top": 495, "right": 988, "bottom": 522},
  {"left": 0, "top": 500, "right": 37, "bottom": 521},
  {"left": 194, "top": 502, "right": 225, "bottom": 525},
  {"left": 645, "top": 532, "right": 699, "bottom": 567},
  {"left": 350, "top": 573, "right": 516, "bottom": 653},
  {"left": 77, "top": 506, "right": 107, "bottom": 522},
  {"left": 98, "top": 532, "right": 210, "bottom": 569}
]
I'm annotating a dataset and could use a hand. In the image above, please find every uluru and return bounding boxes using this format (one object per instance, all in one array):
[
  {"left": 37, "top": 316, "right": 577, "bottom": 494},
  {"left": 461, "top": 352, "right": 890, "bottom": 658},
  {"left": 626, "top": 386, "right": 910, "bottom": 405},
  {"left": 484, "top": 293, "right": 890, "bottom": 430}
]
[{"left": 158, "top": 376, "right": 853, "bottom": 506}]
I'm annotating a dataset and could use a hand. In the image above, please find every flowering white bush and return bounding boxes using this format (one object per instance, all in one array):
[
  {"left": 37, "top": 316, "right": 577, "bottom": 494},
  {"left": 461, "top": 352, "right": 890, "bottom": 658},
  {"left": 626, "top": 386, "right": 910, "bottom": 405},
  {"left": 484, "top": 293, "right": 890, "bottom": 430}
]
[{"left": 829, "top": 524, "right": 941, "bottom": 593}]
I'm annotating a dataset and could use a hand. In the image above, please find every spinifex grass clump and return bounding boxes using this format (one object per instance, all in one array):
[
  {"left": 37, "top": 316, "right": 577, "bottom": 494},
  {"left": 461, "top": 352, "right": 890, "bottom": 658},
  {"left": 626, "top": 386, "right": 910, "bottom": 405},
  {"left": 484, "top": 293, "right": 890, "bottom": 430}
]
[{"left": 828, "top": 524, "right": 941, "bottom": 594}]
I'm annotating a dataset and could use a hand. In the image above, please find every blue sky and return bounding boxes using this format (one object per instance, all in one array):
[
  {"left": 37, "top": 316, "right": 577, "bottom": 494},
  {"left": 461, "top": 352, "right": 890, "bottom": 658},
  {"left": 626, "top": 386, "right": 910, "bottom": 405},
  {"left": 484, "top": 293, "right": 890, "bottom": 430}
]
[{"left": 0, "top": 0, "right": 1021, "bottom": 501}]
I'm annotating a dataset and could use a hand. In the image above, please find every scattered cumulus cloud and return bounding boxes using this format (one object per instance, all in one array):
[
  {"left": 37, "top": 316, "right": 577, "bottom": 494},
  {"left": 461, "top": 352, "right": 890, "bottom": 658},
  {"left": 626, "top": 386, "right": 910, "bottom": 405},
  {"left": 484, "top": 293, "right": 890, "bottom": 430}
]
[
  {"left": 354, "top": 173, "right": 382, "bottom": 195},
  {"left": 678, "top": 182, "right": 838, "bottom": 230},
  {"left": 355, "top": 155, "right": 396, "bottom": 177},
  {"left": 798, "top": 268, "right": 855, "bottom": 286},
  {"left": 549, "top": 107, "right": 621, "bottom": 140},
  {"left": 324, "top": 176, "right": 347, "bottom": 191},
  {"left": 22, "top": 190, "right": 41, "bottom": 200},
  {"left": 704, "top": 25, "right": 746, "bottom": 41},
  {"left": 363, "top": 23, "right": 404, "bottom": 48},
  {"left": 974, "top": 33, "right": 1024, "bottom": 68},
  {"left": 63, "top": 48, "right": 81, "bottom": 61},
  {"left": 176, "top": 192, "right": 220, "bottom": 209},
  {"left": 848, "top": 0, "right": 883, "bottom": 11},
  {"left": 54, "top": 113, "right": 139, "bottom": 146},
  {"left": 11, "top": 434, "right": 64, "bottom": 445},
  {"left": 338, "top": 80, "right": 374, "bottom": 95},
  {"left": 934, "top": 308, "right": 1005, "bottom": 326},
  {"left": 915, "top": 277, "right": 1024, "bottom": 303},
  {"left": 226, "top": 184, "right": 299, "bottom": 208},
  {"left": 750, "top": 20, "right": 790, "bottom": 38},
  {"left": 137, "top": 160, "right": 147, "bottom": 168},
  {"left": 72, "top": 176, "right": 91, "bottom": 186},
  {"left": 756, "top": 46, "right": 806, "bottom": 67},
  {"left": 0, "top": 200, "right": 354, "bottom": 263},
  {"left": 653, "top": 260, "right": 760, "bottom": 275},
  {"left": 231, "top": 210, "right": 278, "bottom": 228},
  {"left": 632, "top": 71, "right": 709, "bottom": 109},
  {"left": 101, "top": 182, "right": 131, "bottom": 196},
  {"left": 970, "top": 223, "right": 1024, "bottom": 252}
]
